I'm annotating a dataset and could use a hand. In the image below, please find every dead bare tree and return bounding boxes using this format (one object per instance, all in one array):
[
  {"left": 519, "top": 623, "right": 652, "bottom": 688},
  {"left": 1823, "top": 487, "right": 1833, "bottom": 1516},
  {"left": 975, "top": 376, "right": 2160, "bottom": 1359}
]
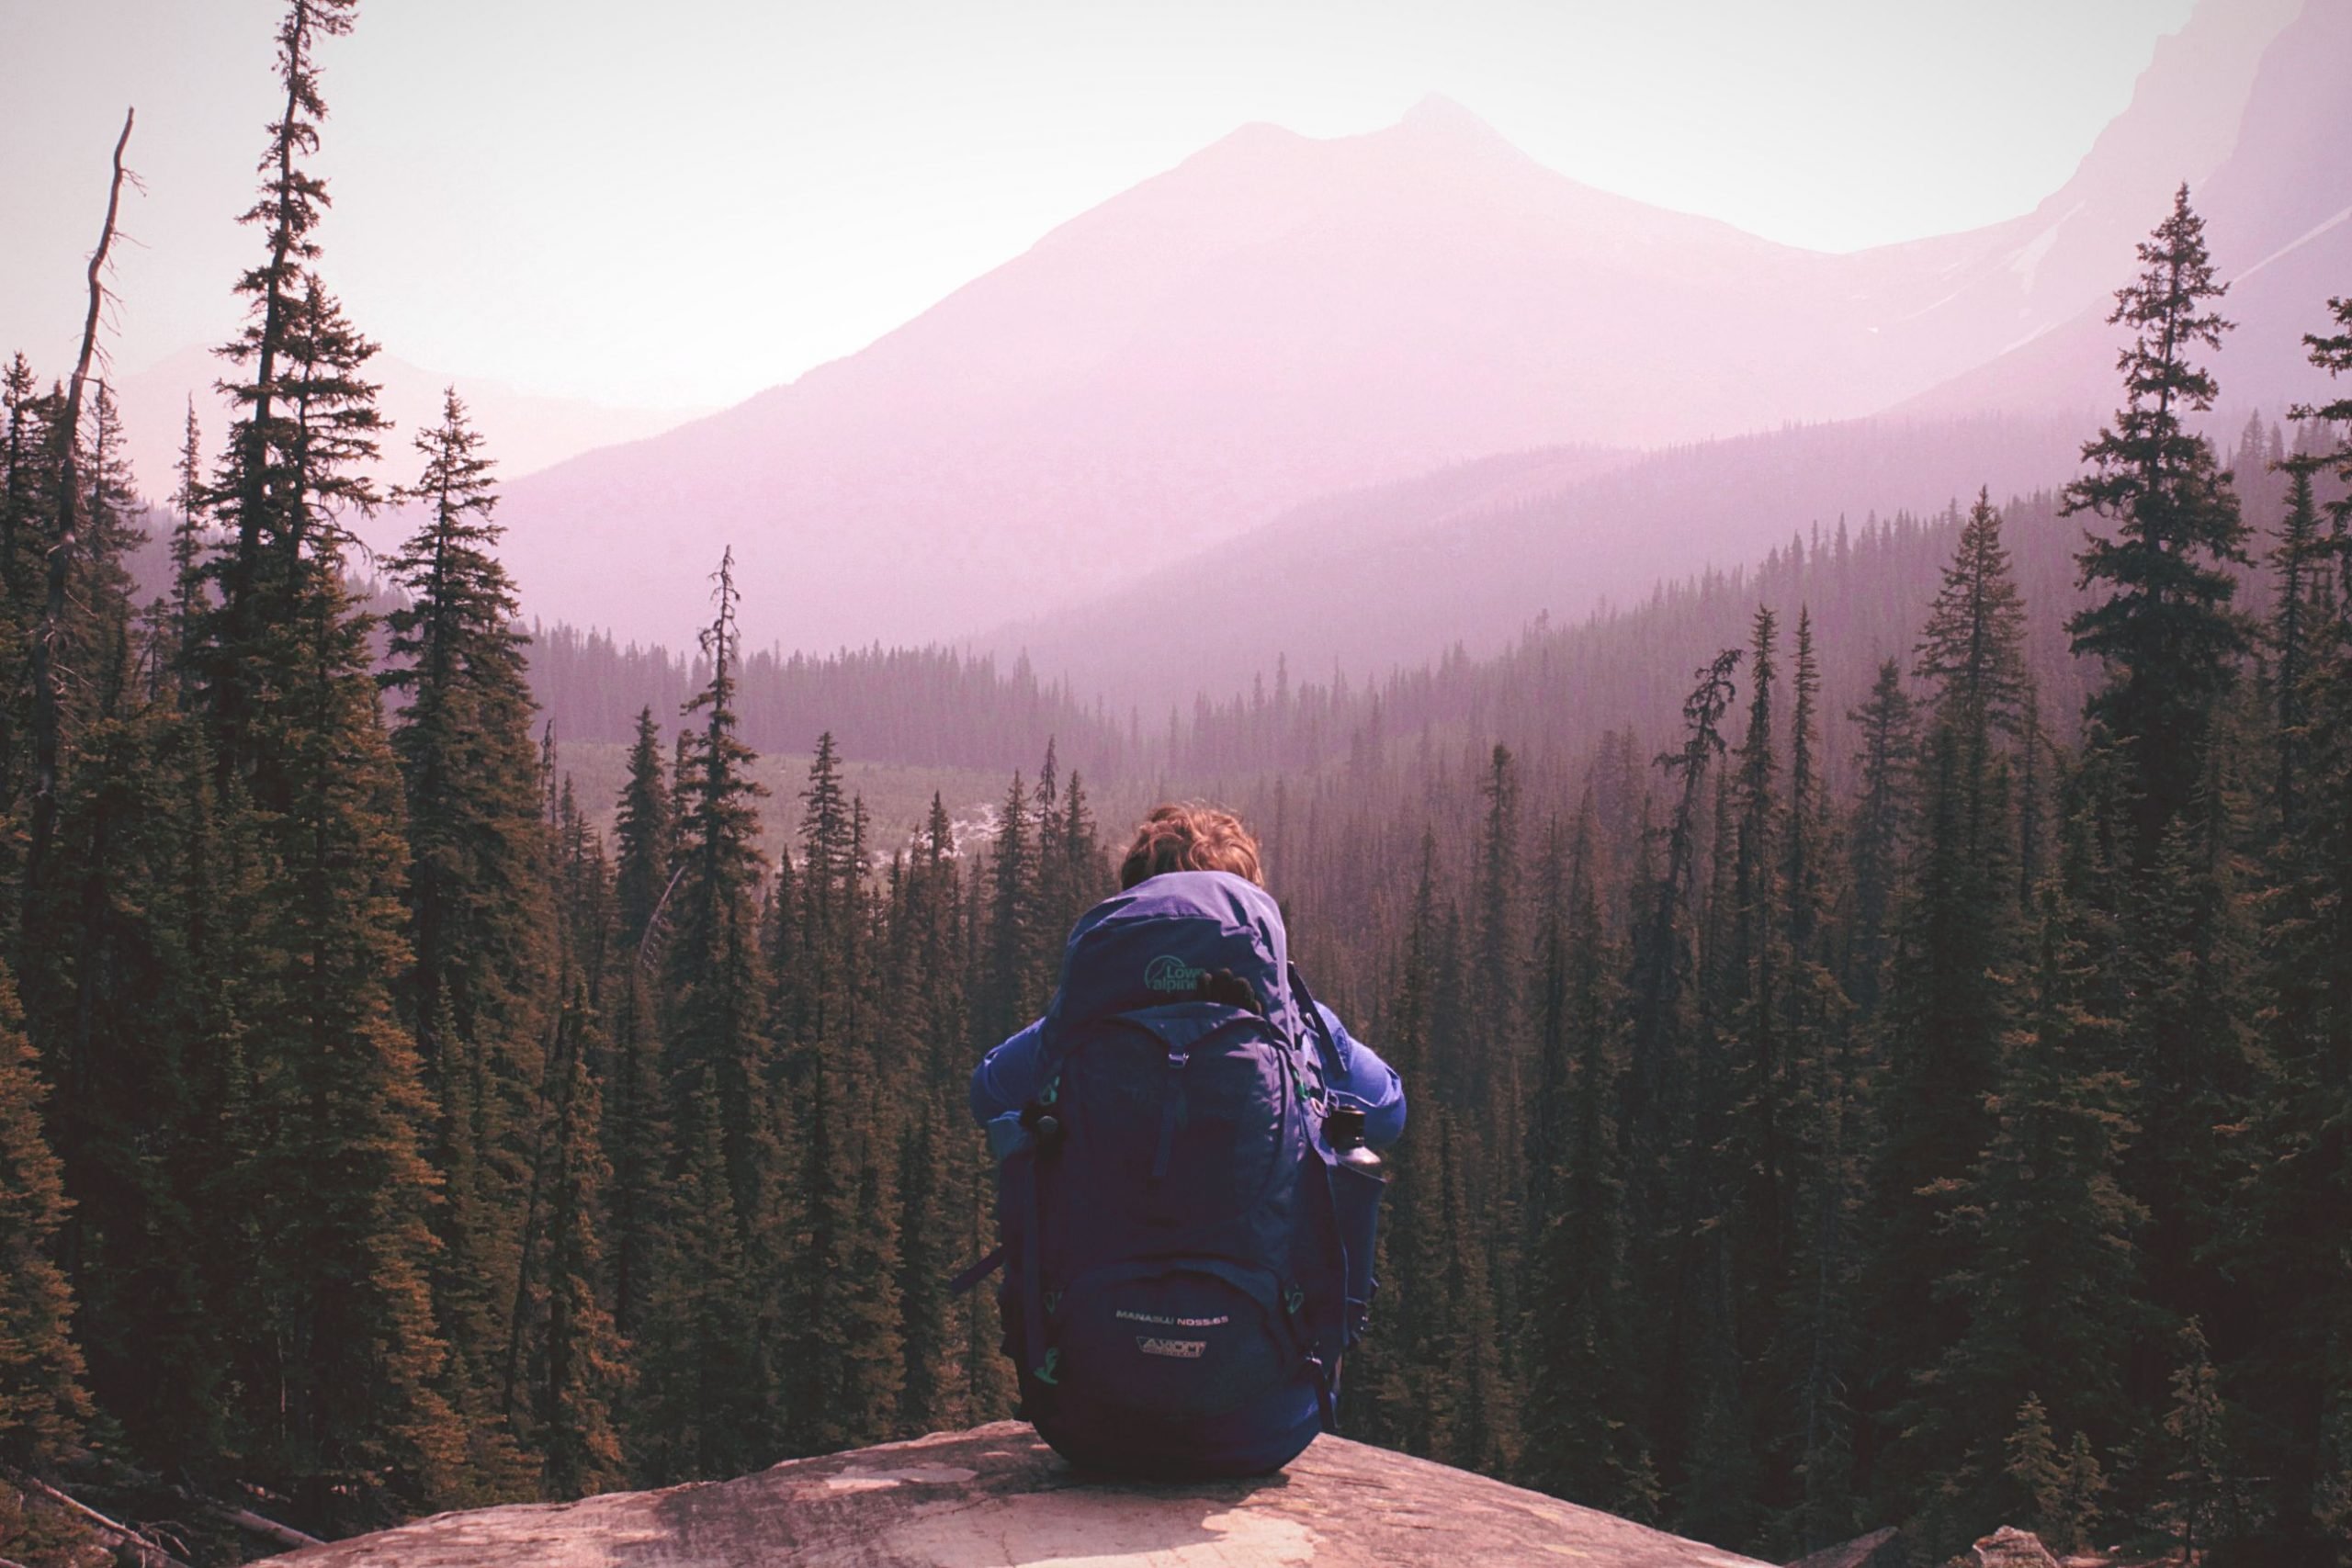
[{"left": 25, "top": 106, "right": 134, "bottom": 901}]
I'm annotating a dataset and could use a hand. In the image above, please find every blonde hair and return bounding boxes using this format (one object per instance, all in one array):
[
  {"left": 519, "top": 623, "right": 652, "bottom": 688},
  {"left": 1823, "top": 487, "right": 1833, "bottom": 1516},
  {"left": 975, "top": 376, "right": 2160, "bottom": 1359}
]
[{"left": 1118, "top": 803, "right": 1263, "bottom": 890}]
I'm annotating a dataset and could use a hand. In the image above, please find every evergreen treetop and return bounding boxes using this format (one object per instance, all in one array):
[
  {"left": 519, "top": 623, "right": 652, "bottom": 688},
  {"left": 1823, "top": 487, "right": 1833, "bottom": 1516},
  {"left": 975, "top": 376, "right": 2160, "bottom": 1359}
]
[{"left": 2064, "top": 187, "right": 2248, "bottom": 852}]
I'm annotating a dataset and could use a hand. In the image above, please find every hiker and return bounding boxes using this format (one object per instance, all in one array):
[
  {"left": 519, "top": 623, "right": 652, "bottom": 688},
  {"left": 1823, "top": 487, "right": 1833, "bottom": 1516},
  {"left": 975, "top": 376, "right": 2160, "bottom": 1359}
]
[{"left": 968, "top": 803, "right": 1405, "bottom": 1477}]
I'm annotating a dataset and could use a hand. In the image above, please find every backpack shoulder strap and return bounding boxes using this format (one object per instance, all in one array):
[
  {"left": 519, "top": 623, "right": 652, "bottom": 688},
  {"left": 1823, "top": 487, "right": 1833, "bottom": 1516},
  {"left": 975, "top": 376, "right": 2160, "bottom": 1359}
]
[{"left": 1286, "top": 962, "right": 1348, "bottom": 1086}]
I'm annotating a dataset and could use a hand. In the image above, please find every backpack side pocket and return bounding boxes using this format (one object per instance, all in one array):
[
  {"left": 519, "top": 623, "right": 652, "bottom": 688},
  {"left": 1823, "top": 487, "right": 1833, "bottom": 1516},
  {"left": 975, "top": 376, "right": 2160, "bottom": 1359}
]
[{"left": 1327, "top": 1157, "right": 1385, "bottom": 1346}]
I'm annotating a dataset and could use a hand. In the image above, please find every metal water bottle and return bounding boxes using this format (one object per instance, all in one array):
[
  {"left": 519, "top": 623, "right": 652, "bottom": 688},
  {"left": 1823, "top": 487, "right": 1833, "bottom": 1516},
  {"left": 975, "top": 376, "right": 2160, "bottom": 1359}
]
[{"left": 1324, "top": 1105, "right": 1385, "bottom": 1342}]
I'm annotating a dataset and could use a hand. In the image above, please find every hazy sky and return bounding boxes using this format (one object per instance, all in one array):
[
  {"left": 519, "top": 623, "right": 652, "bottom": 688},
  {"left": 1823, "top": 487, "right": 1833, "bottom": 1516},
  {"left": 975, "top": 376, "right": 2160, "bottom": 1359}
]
[{"left": 4, "top": 0, "right": 2199, "bottom": 411}]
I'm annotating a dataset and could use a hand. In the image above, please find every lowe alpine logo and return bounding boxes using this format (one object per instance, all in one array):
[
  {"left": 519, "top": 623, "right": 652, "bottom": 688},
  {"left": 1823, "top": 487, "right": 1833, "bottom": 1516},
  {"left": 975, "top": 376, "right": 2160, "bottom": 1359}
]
[
  {"left": 1136, "top": 1336, "right": 1207, "bottom": 1359},
  {"left": 1145, "top": 953, "right": 1207, "bottom": 993}
]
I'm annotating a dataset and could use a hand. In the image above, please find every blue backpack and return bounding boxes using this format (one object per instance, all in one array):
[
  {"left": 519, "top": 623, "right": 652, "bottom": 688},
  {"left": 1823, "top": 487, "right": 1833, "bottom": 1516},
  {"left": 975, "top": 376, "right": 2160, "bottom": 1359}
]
[{"left": 989, "top": 873, "right": 1352, "bottom": 1472}]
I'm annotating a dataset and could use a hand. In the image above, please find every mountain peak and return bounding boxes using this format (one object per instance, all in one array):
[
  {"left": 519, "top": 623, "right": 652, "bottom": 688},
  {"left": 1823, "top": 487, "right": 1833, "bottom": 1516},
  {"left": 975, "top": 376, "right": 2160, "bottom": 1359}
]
[{"left": 1391, "top": 92, "right": 1515, "bottom": 151}]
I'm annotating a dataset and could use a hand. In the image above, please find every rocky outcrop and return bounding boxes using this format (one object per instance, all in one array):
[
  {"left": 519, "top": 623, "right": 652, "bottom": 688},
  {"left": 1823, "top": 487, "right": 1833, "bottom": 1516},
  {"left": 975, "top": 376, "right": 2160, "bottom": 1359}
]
[
  {"left": 264, "top": 1421, "right": 1777, "bottom": 1566},
  {"left": 1785, "top": 1526, "right": 1903, "bottom": 1568},
  {"left": 1971, "top": 1526, "right": 2061, "bottom": 1568}
]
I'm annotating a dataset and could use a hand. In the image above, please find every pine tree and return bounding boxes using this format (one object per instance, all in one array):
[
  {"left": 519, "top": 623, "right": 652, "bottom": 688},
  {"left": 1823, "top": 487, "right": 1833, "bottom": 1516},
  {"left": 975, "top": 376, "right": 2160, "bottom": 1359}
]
[
  {"left": 1864, "top": 502, "right": 2035, "bottom": 1500},
  {"left": 1917, "top": 491, "right": 2030, "bottom": 739},
  {"left": 381, "top": 389, "right": 556, "bottom": 1469},
  {"left": 226, "top": 613, "right": 468, "bottom": 1517},
  {"left": 612, "top": 707, "right": 673, "bottom": 950},
  {"left": 788, "top": 730, "right": 853, "bottom": 1043},
  {"left": 1524, "top": 814, "right": 1573, "bottom": 1250},
  {"left": 26, "top": 673, "right": 227, "bottom": 1468},
  {"left": 2057, "top": 1431, "right": 2109, "bottom": 1558},
  {"left": 1471, "top": 743, "right": 1528, "bottom": 1382},
  {"left": 1616, "top": 651, "right": 1738, "bottom": 1511},
  {"left": 1473, "top": 742, "right": 1525, "bottom": 1134},
  {"left": 658, "top": 549, "right": 778, "bottom": 1462},
  {"left": 978, "top": 770, "right": 1035, "bottom": 1046},
  {"left": 1523, "top": 798, "right": 1643, "bottom": 1509},
  {"left": 893, "top": 1093, "right": 951, "bottom": 1434},
  {"left": 2064, "top": 186, "right": 2249, "bottom": 860},
  {"left": 2238, "top": 297, "right": 2352, "bottom": 1560},
  {"left": 2290, "top": 293, "right": 2352, "bottom": 529},
  {"left": 603, "top": 709, "right": 674, "bottom": 1344},
  {"left": 630, "top": 1071, "right": 760, "bottom": 1482},
  {"left": 1346, "top": 835, "right": 1449, "bottom": 1456},
  {"left": 523, "top": 983, "right": 627, "bottom": 1498},
  {"left": 384, "top": 390, "right": 550, "bottom": 1081},
  {"left": 1625, "top": 649, "right": 1739, "bottom": 1249},
  {"left": 1769, "top": 607, "right": 1863, "bottom": 1554},
  {"left": 2002, "top": 1394, "right": 2064, "bottom": 1541},
  {"left": 2269, "top": 457, "right": 2324, "bottom": 835},
  {"left": 0, "top": 961, "right": 88, "bottom": 1463},
  {"left": 601, "top": 949, "right": 667, "bottom": 1344},
  {"left": 1726, "top": 605, "right": 1792, "bottom": 1321},
  {"left": 2153, "top": 1318, "right": 2228, "bottom": 1561},
  {"left": 1905, "top": 797, "right": 2143, "bottom": 1545},
  {"left": 1843, "top": 660, "right": 1917, "bottom": 1011},
  {"left": 170, "top": 2, "right": 473, "bottom": 1520},
  {"left": 1438, "top": 1109, "right": 1517, "bottom": 1477},
  {"left": 0, "top": 355, "right": 40, "bottom": 618},
  {"left": 202, "top": 0, "right": 381, "bottom": 783},
  {"left": 171, "top": 400, "right": 208, "bottom": 673},
  {"left": 1057, "top": 769, "right": 1109, "bottom": 932}
]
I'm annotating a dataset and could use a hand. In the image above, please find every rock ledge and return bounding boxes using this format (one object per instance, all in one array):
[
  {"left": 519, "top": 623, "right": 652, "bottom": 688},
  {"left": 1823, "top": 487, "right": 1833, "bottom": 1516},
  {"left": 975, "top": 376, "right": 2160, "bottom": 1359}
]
[{"left": 266, "top": 1421, "right": 1776, "bottom": 1566}]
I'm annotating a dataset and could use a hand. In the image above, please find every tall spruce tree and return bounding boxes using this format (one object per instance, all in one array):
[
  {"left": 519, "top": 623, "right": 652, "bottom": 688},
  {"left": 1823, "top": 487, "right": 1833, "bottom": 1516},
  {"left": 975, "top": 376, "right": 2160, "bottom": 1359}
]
[
  {"left": 1726, "top": 606, "right": 1792, "bottom": 1320},
  {"left": 978, "top": 770, "right": 1035, "bottom": 1047},
  {"left": 1864, "top": 495, "right": 2033, "bottom": 1517},
  {"left": 1906, "top": 787, "right": 2143, "bottom": 1557},
  {"left": 0, "top": 961, "right": 88, "bottom": 1463},
  {"left": 29, "top": 652, "right": 223, "bottom": 1468},
  {"left": 638, "top": 554, "right": 780, "bottom": 1473},
  {"left": 2064, "top": 186, "right": 2248, "bottom": 859},
  {"left": 1522, "top": 798, "right": 1644, "bottom": 1510},
  {"left": 201, "top": 0, "right": 372, "bottom": 778},
  {"left": 665, "top": 550, "right": 773, "bottom": 1216},
  {"left": 179, "top": 0, "right": 470, "bottom": 1523},
  {"left": 382, "top": 389, "right": 556, "bottom": 1474},
  {"left": 517, "top": 980, "right": 626, "bottom": 1498},
  {"left": 1843, "top": 659, "right": 1917, "bottom": 1011},
  {"left": 603, "top": 709, "right": 673, "bottom": 1340},
  {"left": 2239, "top": 299, "right": 2352, "bottom": 1557},
  {"left": 2268, "top": 458, "right": 2324, "bottom": 835}
]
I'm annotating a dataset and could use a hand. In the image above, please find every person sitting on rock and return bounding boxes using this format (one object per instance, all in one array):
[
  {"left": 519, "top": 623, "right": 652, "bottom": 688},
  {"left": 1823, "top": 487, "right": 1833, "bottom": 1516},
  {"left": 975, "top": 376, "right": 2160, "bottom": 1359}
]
[{"left": 968, "top": 803, "right": 1405, "bottom": 1477}]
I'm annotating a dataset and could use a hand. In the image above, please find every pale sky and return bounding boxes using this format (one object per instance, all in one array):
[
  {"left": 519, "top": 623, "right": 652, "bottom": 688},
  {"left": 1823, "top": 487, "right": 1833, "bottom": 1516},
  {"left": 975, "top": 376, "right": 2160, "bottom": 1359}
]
[{"left": 3, "top": 0, "right": 2199, "bottom": 412}]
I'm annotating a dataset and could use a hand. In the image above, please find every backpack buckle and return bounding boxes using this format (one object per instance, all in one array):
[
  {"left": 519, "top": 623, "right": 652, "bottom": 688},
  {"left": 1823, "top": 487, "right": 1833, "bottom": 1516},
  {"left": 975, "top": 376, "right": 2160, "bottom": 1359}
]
[{"left": 1020, "top": 1099, "right": 1068, "bottom": 1156}]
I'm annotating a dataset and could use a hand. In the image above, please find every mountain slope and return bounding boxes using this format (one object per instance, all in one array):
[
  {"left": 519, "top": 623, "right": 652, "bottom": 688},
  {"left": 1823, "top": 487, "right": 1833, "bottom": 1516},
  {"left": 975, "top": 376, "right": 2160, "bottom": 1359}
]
[
  {"left": 492, "top": 0, "right": 2305, "bottom": 655},
  {"left": 1001, "top": 0, "right": 2345, "bottom": 703},
  {"left": 998, "top": 412, "right": 2089, "bottom": 705},
  {"left": 1901, "top": 0, "right": 2352, "bottom": 424}
]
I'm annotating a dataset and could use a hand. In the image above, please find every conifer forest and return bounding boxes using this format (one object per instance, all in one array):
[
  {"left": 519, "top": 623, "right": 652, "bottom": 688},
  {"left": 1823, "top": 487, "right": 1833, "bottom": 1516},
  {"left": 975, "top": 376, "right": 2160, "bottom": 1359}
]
[{"left": 2, "top": 4, "right": 2350, "bottom": 1565}]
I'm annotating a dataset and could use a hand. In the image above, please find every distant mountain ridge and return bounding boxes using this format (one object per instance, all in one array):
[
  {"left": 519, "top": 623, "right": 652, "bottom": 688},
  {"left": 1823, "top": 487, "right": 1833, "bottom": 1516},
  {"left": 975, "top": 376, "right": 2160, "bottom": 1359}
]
[
  {"left": 490, "top": 0, "right": 2321, "bottom": 659},
  {"left": 994, "top": 0, "right": 2349, "bottom": 701},
  {"left": 995, "top": 412, "right": 2093, "bottom": 705},
  {"left": 115, "top": 344, "right": 703, "bottom": 502}
]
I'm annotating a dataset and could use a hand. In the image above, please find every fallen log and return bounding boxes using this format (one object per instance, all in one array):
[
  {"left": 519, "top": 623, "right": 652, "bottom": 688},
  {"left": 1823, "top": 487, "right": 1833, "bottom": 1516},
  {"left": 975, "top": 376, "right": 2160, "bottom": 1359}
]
[
  {"left": 7, "top": 1472, "right": 192, "bottom": 1568},
  {"left": 211, "top": 1502, "right": 323, "bottom": 1552}
]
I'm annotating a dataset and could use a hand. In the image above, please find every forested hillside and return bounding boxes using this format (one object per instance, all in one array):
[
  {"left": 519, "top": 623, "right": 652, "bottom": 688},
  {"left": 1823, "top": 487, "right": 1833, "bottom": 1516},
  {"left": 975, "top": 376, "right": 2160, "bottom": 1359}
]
[
  {"left": 1166, "top": 401, "right": 2313, "bottom": 788},
  {"left": 526, "top": 625, "right": 1125, "bottom": 773},
  {"left": 2, "top": 5, "right": 2350, "bottom": 1567}
]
